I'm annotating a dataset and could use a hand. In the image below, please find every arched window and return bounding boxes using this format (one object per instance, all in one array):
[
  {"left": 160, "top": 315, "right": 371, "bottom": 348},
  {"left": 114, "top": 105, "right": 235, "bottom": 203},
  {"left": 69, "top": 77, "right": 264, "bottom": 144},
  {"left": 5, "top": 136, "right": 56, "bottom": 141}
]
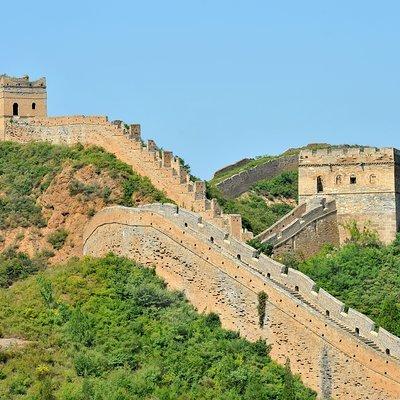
[
  {"left": 317, "top": 176, "right": 323, "bottom": 193},
  {"left": 32, "top": 102, "right": 36, "bottom": 110},
  {"left": 350, "top": 175, "right": 357, "bottom": 185},
  {"left": 370, "top": 174, "right": 377, "bottom": 184},
  {"left": 12, "top": 103, "right": 19, "bottom": 116},
  {"left": 335, "top": 175, "right": 342, "bottom": 185}
]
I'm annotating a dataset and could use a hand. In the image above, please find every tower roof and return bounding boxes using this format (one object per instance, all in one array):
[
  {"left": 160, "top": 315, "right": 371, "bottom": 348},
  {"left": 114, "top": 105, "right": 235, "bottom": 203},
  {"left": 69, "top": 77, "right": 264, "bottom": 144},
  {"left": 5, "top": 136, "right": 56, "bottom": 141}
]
[{"left": 0, "top": 75, "right": 46, "bottom": 89}]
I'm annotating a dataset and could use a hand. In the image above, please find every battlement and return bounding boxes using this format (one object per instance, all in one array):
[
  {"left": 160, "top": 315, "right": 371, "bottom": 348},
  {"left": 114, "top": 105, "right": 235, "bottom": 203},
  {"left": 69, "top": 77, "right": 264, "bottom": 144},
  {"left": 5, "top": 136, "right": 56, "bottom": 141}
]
[
  {"left": 27, "top": 115, "right": 109, "bottom": 126},
  {"left": 0, "top": 74, "right": 46, "bottom": 89},
  {"left": 299, "top": 146, "right": 398, "bottom": 165}
]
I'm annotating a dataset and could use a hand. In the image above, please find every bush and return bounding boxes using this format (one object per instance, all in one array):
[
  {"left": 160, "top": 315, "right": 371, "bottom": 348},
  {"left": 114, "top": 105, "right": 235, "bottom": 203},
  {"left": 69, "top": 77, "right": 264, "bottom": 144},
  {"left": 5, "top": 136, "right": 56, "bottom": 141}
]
[
  {"left": 247, "top": 238, "right": 273, "bottom": 256},
  {"left": 47, "top": 229, "right": 69, "bottom": 250},
  {"left": 0, "top": 247, "right": 47, "bottom": 288},
  {"left": 252, "top": 171, "right": 298, "bottom": 199},
  {"left": 257, "top": 291, "right": 268, "bottom": 328},
  {"left": 297, "top": 233, "right": 400, "bottom": 336},
  {"left": 0, "top": 255, "right": 316, "bottom": 399}
]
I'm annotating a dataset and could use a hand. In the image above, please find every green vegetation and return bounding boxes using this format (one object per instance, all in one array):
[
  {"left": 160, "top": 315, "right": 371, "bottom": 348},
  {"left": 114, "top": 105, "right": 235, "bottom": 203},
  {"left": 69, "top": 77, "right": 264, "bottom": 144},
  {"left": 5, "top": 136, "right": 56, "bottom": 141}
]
[
  {"left": 211, "top": 155, "right": 276, "bottom": 186},
  {"left": 211, "top": 143, "right": 363, "bottom": 187},
  {"left": 0, "top": 141, "right": 169, "bottom": 230},
  {"left": 252, "top": 171, "right": 298, "bottom": 200},
  {"left": 0, "top": 254, "right": 316, "bottom": 399},
  {"left": 47, "top": 229, "right": 69, "bottom": 250},
  {"left": 257, "top": 291, "right": 268, "bottom": 328},
  {"left": 247, "top": 238, "right": 273, "bottom": 256},
  {"left": 207, "top": 184, "right": 292, "bottom": 235},
  {"left": 288, "top": 226, "right": 400, "bottom": 337},
  {"left": 0, "top": 247, "right": 48, "bottom": 288}
]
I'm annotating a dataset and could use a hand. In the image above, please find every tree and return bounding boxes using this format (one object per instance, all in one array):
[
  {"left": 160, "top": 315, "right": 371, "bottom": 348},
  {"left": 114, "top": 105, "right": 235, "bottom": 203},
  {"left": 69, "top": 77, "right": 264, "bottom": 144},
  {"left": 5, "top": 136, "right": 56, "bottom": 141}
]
[{"left": 283, "top": 358, "right": 296, "bottom": 400}]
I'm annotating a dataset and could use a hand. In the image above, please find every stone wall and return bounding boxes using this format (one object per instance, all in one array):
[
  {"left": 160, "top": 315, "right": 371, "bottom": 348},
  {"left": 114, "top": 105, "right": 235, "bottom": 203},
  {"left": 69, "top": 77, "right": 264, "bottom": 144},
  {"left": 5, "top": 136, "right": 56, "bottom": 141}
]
[
  {"left": 216, "top": 155, "right": 298, "bottom": 198},
  {"left": 83, "top": 204, "right": 400, "bottom": 400},
  {"left": 212, "top": 157, "right": 251, "bottom": 178},
  {"left": 273, "top": 208, "right": 340, "bottom": 258},
  {"left": 255, "top": 199, "right": 340, "bottom": 258}
]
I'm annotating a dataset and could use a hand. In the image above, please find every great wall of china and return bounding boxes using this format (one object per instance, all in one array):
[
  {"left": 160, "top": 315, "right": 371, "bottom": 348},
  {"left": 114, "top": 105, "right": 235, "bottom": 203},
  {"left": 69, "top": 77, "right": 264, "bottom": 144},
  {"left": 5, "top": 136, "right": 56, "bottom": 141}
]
[
  {"left": 215, "top": 154, "right": 298, "bottom": 198},
  {"left": 3, "top": 113, "right": 400, "bottom": 399}
]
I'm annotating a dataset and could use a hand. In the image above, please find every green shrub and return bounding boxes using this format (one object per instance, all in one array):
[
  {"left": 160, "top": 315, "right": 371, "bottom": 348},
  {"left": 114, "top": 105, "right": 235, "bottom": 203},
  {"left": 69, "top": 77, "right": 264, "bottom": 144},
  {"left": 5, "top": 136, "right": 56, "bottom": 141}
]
[
  {"left": 47, "top": 229, "right": 69, "bottom": 250},
  {"left": 297, "top": 232, "right": 400, "bottom": 336},
  {"left": 247, "top": 238, "right": 273, "bottom": 256},
  {"left": 0, "top": 247, "right": 47, "bottom": 288},
  {"left": 257, "top": 291, "right": 268, "bottom": 328},
  {"left": 0, "top": 255, "right": 316, "bottom": 399},
  {"left": 252, "top": 170, "right": 298, "bottom": 199}
]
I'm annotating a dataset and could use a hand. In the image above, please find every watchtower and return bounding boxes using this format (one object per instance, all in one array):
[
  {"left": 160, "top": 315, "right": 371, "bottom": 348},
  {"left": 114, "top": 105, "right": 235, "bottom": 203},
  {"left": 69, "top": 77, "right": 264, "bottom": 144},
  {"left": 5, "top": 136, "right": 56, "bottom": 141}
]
[
  {"left": 298, "top": 147, "right": 400, "bottom": 244},
  {"left": 0, "top": 75, "right": 47, "bottom": 137}
]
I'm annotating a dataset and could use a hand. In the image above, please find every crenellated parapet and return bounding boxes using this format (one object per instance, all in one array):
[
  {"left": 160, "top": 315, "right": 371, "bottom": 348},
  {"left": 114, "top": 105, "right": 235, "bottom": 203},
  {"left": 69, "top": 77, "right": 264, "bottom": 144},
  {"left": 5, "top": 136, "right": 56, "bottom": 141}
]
[
  {"left": 0, "top": 74, "right": 46, "bottom": 89},
  {"left": 299, "top": 147, "right": 399, "bottom": 166},
  {"left": 83, "top": 204, "right": 400, "bottom": 399}
]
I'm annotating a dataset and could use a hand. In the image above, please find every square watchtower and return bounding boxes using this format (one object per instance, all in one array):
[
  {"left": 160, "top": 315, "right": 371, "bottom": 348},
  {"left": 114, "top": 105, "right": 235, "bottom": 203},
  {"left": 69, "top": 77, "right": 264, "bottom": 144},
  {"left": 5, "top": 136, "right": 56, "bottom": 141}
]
[
  {"left": 298, "top": 147, "right": 400, "bottom": 244},
  {"left": 0, "top": 75, "right": 47, "bottom": 138}
]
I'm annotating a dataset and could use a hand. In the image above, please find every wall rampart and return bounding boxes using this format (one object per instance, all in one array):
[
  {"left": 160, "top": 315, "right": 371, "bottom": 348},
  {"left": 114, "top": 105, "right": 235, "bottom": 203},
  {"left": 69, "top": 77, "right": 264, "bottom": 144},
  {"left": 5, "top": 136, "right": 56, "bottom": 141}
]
[
  {"left": 4, "top": 117, "right": 250, "bottom": 241},
  {"left": 255, "top": 202, "right": 307, "bottom": 242},
  {"left": 216, "top": 154, "right": 298, "bottom": 198},
  {"left": 82, "top": 204, "right": 400, "bottom": 399}
]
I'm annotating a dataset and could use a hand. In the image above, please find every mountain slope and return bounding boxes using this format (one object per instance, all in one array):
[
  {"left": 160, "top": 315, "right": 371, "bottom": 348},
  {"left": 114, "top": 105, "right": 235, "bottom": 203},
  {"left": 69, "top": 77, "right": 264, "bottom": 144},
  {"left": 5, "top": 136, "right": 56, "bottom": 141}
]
[{"left": 0, "top": 254, "right": 316, "bottom": 400}]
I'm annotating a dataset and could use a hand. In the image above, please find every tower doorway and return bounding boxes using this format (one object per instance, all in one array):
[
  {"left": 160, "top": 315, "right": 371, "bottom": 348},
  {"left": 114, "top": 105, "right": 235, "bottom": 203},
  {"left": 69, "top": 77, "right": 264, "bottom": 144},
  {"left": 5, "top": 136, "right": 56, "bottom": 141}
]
[{"left": 12, "top": 103, "right": 19, "bottom": 116}]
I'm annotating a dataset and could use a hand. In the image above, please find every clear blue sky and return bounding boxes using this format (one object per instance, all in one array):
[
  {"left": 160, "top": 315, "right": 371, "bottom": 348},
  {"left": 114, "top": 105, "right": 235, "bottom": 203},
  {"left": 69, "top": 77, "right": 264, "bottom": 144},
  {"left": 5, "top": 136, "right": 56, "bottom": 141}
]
[{"left": 2, "top": 1, "right": 400, "bottom": 179}]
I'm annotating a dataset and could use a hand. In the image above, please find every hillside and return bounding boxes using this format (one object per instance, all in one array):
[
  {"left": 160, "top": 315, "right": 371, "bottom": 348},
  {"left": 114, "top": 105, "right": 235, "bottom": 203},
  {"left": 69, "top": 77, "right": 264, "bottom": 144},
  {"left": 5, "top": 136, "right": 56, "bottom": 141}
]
[
  {"left": 0, "top": 254, "right": 316, "bottom": 399},
  {"left": 0, "top": 141, "right": 168, "bottom": 267},
  {"left": 210, "top": 143, "right": 361, "bottom": 186},
  {"left": 283, "top": 228, "right": 400, "bottom": 337},
  {"left": 207, "top": 171, "right": 297, "bottom": 235}
]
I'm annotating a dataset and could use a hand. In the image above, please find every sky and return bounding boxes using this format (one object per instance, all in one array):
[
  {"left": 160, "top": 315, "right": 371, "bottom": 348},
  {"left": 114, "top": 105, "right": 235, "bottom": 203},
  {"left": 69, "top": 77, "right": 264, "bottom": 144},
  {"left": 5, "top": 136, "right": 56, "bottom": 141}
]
[{"left": 1, "top": 1, "right": 400, "bottom": 179}]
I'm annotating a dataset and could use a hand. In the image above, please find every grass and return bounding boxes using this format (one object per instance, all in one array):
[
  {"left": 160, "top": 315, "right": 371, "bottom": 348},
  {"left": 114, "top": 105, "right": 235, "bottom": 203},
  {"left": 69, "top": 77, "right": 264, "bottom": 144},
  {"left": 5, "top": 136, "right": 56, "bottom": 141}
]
[{"left": 0, "top": 254, "right": 316, "bottom": 400}]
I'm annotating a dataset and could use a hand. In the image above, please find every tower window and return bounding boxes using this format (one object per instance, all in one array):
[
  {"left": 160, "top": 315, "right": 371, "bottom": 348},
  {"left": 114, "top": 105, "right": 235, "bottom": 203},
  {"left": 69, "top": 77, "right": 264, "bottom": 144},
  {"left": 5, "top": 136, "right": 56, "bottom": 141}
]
[
  {"left": 335, "top": 175, "right": 342, "bottom": 185},
  {"left": 370, "top": 174, "right": 376, "bottom": 184},
  {"left": 32, "top": 102, "right": 36, "bottom": 110},
  {"left": 316, "top": 176, "right": 323, "bottom": 193},
  {"left": 12, "top": 103, "right": 19, "bottom": 116},
  {"left": 350, "top": 176, "right": 357, "bottom": 184}
]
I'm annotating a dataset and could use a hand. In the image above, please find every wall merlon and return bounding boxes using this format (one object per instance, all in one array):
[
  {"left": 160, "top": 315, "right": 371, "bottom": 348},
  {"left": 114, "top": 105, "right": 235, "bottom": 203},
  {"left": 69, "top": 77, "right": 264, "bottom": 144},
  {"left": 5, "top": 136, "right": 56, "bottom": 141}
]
[
  {"left": 146, "top": 139, "right": 156, "bottom": 152},
  {"left": 317, "top": 289, "right": 345, "bottom": 318},
  {"left": 376, "top": 328, "right": 400, "bottom": 358},
  {"left": 344, "top": 308, "right": 376, "bottom": 336},
  {"left": 129, "top": 124, "right": 141, "bottom": 140},
  {"left": 287, "top": 268, "right": 317, "bottom": 294},
  {"left": 162, "top": 150, "right": 173, "bottom": 167},
  {"left": 255, "top": 254, "right": 286, "bottom": 278}
]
